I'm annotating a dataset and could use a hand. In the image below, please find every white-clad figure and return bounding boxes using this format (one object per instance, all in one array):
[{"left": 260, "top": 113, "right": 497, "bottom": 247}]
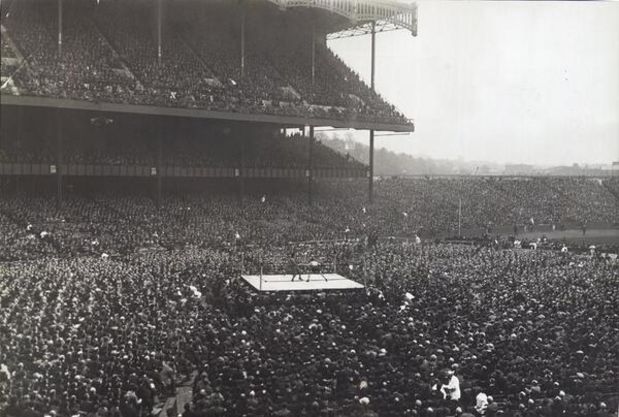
[
  {"left": 475, "top": 392, "right": 489, "bottom": 415},
  {"left": 433, "top": 370, "right": 461, "bottom": 401}
]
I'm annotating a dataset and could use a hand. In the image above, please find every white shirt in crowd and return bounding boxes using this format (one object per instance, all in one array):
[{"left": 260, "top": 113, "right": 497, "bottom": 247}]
[
  {"left": 475, "top": 392, "right": 489, "bottom": 414},
  {"left": 433, "top": 375, "right": 461, "bottom": 400}
]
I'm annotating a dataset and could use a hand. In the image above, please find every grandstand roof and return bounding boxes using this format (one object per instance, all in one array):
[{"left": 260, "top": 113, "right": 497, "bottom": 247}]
[{"left": 267, "top": 0, "right": 417, "bottom": 37}]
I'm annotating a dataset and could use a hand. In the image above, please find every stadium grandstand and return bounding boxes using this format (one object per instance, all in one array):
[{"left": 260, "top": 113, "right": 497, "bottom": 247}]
[
  {"left": 1, "top": 0, "right": 418, "bottom": 205},
  {"left": 1, "top": 1, "right": 618, "bottom": 417}
]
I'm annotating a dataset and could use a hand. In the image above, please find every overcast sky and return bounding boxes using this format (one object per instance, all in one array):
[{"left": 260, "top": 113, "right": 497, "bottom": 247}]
[{"left": 328, "top": 0, "right": 619, "bottom": 166}]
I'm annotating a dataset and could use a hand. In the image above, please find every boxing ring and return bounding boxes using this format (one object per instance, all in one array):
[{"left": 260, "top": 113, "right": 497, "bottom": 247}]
[
  {"left": 238, "top": 240, "right": 367, "bottom": 291},
  {"left": 241, "top": 273, "right": 364, "bottom": 291}
]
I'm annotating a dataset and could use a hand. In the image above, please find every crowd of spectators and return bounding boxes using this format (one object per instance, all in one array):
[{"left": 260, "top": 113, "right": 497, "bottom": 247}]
[
  {"left": 371, "top": 177, "right": 618, "bottom": 235},
  {"left": 174, "top": 2, "right": 292, "bottom": 107},
  {"left": 602, "top": 178, "right": 619, "bottom": 202},
  {"left": 0, "top": 128, "right": 364, "bottom": 170},
  {"left": 1, "top": 215, "right": 617, "bottom": 417},
  {"left": 3, "top": 1, "right": 138, "bottom": 102},
  {"left": 1, "top": 30, "right": 20, "bottom": 78},
  {"left": 0, "top": 0, "right": 409, "bottom": 125},
  {"left": 0, "top": 176, "right": 616, "bottom": 263},
  {"left": 1, "top": 33, "right": 16, "bottom": 59}
]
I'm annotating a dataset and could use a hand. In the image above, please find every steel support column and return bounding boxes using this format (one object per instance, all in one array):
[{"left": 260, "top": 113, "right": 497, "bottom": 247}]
[
  {"left": 239, "top": 131, "right": 245, "bottom": 204},
  {"left": 157, "top": 0, "right": 163, "bottom": 64},
  {"left": 156, "top": 126, "right": 162, "bottom": 208},
  {"left": 368, "top": 21, "right": 376, "bottom": 203},
  {"left": 56, "top": 110, "right": 63, "bottom": 208},
  {"left": 371, "top": 21, "right": 376, "bottom": 91},
  {"left": 311, "top": 24, "right": 316, "bottom": 87},
  {"left": 240, "top": 4, "right": 246, "bottom": 77},
  {"left": 369, "top": 130, "right": 374, "bottom": 203},
  {"left": 57, "top": 0, "right": 63, "bottom": 56},
  {"left": 308, "top": 126, "right": 314, "bottom": 205}
]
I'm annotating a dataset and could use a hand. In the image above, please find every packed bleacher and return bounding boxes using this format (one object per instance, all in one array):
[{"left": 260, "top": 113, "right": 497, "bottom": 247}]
[
  {"left": 1, "top": 27, "right": 20, "bottom": 82},
  {"left": 0, "top": 177, "right": 617, "bottom": 263},
  {"left": 1, "top": 34, "right": 15, "bottom": 59},
  {"left": 0, "top": 184, "right": 617, "bottom": 416},
  {"left": 0, "top": 118, "right": 365, "bottom": 170},
  {"left": 371, "top": 177, "right": 618, "bottom": 234},
  {"left": 3, "top": 0, "right": 137, "bottom": 101},
  {"left": 0, "top": 0, "right": 409, "bottom": 125},
  {"left": 602, "top": 177, "right": 619, "bottom": 202},
  {"left": 0, "top": 115, "right": 352, "bottom": 170}
]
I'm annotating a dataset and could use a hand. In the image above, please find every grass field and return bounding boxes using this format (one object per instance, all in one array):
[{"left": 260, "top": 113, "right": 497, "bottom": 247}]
[
  {"left": 454, "top": 224, "right": 619, "bottom": 247},
  {"left": 514, "top": 228, "right": 619, "bottom": 246}
]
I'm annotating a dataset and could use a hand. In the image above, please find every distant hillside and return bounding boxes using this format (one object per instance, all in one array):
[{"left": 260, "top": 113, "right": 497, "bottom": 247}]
[
  {"left": 318, "top": 134, "right": 615, "bottom": 177},
  {"left": 318, "top": 134, "right": 500, "bottom": 176}
]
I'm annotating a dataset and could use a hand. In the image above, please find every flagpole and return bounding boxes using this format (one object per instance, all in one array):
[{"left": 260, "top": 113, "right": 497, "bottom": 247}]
[
  {"left": 458, "top": 198, "right": 462, "bottom": 238},
  {"left": 57, "top": 0, "right": 63, "bottom": 56},
  {"left": 259, "top": 252, "right": 263, "bottom": 291}
]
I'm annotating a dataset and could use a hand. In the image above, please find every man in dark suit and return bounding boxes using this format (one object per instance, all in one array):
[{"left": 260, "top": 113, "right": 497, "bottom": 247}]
[{"left": 289, "top": 250, "right": 302, "bottom": 281}]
